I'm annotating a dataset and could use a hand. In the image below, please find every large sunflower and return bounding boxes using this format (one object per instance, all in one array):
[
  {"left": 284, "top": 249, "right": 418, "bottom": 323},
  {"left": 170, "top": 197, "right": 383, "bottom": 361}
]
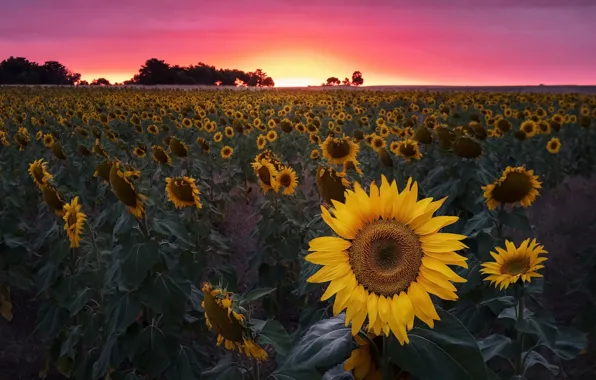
[
  {"left": 165, "top": 176, "right": 202, "bottom": 209},
  {"left": 109, "top": 161, "right": 146, "bottom": 218},
  {"left": 28, "top": 159, "right": 53, "bottom": 188},
  {"left": 482, "top": 166, "right": 541, "bottom": 210},
  {"left": 306, "top": 176, "right": 467, "bottom": 344},
  {"left": 320, "top": 136, "right": 360, "bottom": 165},
  {"left": 251, "top": 159, "right": 280, "bottom": 194},
  {"left": 277, "top": 166, "right": 299, "bottom": 195},
  {"left": 480, "top": 238, "right": 547, "bottom": 290},
  {"left": 63, "top": 196, "right": 86, "bottom": 248},
  {"left": 202, "top": 283, "right": 268, "bottom": 360}
]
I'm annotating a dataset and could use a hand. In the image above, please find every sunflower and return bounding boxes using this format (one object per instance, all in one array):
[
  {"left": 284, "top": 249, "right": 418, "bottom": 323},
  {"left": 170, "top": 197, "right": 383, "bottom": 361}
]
[
  {"left": 42, "top": 185, "right": 65, "bottom": 216},
  {"left": 310, "top": 149, "right": 320, "bottom": 160},
  {"left": 370, "top": 135, "right": 386, "bottom": 152},
  {"left": 196, "top": 137, "right": 210, "bottom": 152},
  {"left": 165, "top": 176, "right": 202, "bottom": 209},
  {"left": 315, "top": 166, "right": 351, "bottom": 204},
  {"left": 266, "top": 130, "right": 278, "bottom": 142},
  {"left": 29, "top": 159, "right": 53, "bottom": 188},
  {"left": 320, "top": 136, "right": 360, "bottom": 165},
  {"left": 147, "top": 124, "right": 159, "bottom": 134},
  {"left": 35, "top": 130, "right": 43, "bottom": 140},
  {"left": 78, "top": 145, "right": 91, "bottom": 156},
  {"left": 133, "top": 146, "right": 146, "bottom": 158},
  {"left": 224, "top": 126, "right": 235, "bottom": 138},
  {"left": 94, "top": 160, "right": 112, "bottom": 183},
  {"left": 414, "top": 126, "right": 433, "bottom": 144},
  {"left": 152, "top": 145, "right": 172, "bottom": 165},
  {"left": 480, "top": 239, "right": 547, "bottom": 290},
  {"left": 546, "top": 137, "right": 561, "bottom": 154},
  {"left": 306, "top": 176, "right": 467, "bottom": 343},
  {"left": 169, "top": 137, "right": 188, "bottom": 157},
  {"left": 344, "top": 160, "right": 363, "bottom": 176},
  {"left": 63, "top": 196, "right": 86, "bottom": 248},
  {"left": 220, "top": 146, "right": 234, "bottom": 159},
  {"left": 202, "top": 283, "right": 268, "bottom": 361},
  {"left": 482, "top": 166, "right": 541, "bottom": 210},
  {"left": 277, "top": 166, "right": 299, "bottom": 195},
  {"left": 252, "top": 159, "right": 280, "bottom": 193},
  {"left": 109, "top": 161, "right": 146, "bottom": 218},
  {"left": 452, "top": 137, "right": 482, "bottom": 159},
  {"left": 213, "top": 132, "right": 223, "bottom": 143},
  {"left": 42, "top": 133, "right": 54, "bottom": 148},
  {"left": 256, "top": 135, "right": 267, "bottom": 150},
  {"left": 345, "top": 334, "right": 383, "bottom": 380},
  {"left": 520, "top": 120, "right": 536, "bottom": 138},
  {"left": 395, "top": 139, "right": 422, "bottom": 161}
]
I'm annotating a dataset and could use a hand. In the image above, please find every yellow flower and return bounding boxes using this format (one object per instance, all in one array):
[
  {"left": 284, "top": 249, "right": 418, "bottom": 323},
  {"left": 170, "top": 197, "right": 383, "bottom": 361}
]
[
  {"left": 320, "top": 136, "right": 360, "bottom": 165},
  {"left": 152, "top": 145, "right": 172, "bottom": 165},
  {"left": 394, "top": 139, "right": 422, "bottom": 161},
  {"left": 480, "top": 239, "right": 547, "bottom": 290},
  {"left": 276, "top": 166, "right": 299, "bottom": 195},
  {"left": 220, "top": 145, "right": 234, "bottom": 159},
  {"left": 546, "top": 137, "right": 561, "bottom": 154},
  {"left": 251, "top": 159, "right": 280, "bottom": 194},
  {"left": 109, "top": 161, "right": 146, "bottom": 218},
  {"left": 63, "top": 196, "right": 86, "bottom": 248},
  {"left": 165, "top": 177, "right": 202, "bottom": 209},
  {"left": 482, "top": 166, "right": 541, "bottom": 210},
  {"left": 306, "top": 175, "right": 467, "bottom": 343},
  {"left": 28, "top": 159, "right": 53, "bottom": 188}
]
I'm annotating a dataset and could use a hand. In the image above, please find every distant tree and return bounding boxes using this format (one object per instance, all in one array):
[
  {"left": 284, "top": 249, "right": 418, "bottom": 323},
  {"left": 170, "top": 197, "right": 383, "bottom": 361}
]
[
  {"left": 0, "top": 56, "right": 80, "bottom": 84},
  {"left": 261, "top": 76, "right": 275, "bottom": 87},
  {"left": 351, "top": 71, "right": 364, "bottom": 86},
  {"left": 136, "top": 58, "right": 172, "bottom": 85},
  {"left": 325, "top": 77, "right": 341, "bottom": 86},
  {"left": 90, "top": 78, "right": 111, "bottom": 86},
  {"left": 342, "top": 77, "right": 351, "bottom": 86},
  {"left": 78, "top": 80, "right": 89, "bottom": 86}
]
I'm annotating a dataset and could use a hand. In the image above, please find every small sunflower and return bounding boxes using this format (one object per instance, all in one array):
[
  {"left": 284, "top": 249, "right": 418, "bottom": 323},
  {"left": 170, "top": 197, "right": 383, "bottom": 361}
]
[
  {"left": 35, "top": 130, "right": 43, "bottom": 140},
  {"left": 63, "top": 196, "right": 86, "bottom": 248},
  {"left": 213, "top": 132, "right": 223, "bottom": 143},
  {"left": 29, "top": 159, "right": 53, "bottom": 188},
  {"left": 51, "top": 143, "right": 66, "bottom": 160},
  {"left": 344, "top": 160, "right": 363, "bottom": 176},
  {"left": 480, "top": 239, "right": 547, "bottom": 290},
  {"left": 370, "top": 135, "right": 386, "bottom": 152},
  {"left": 315, "top": 166, "right": 351, "bottom": 204},
  {"left": 42, "top": 133, "right": 54, "bottom": 148},
  {"left": 133, "top": 146, "right": 146, "bottom": 158},
  {"left": 224, "top": 126, "right": 235, "bottom": 138},
  {"left": 344, "top": 334, "right": 384, "bottom": 380},
  {"left": 42, "top": 185, "right": 65, "bottom": 216},
  {"left": 266, "top": 130, "right": 278, "bottom": 142},
  {"left": 147, "top": 124, "right": 159, "bottom": 134},
  {"left": 546, "top": 137, "right": 561, "bottom": 154},
  {"left": 310, "top": 149, "right": 320, "bottom": 160},
  {"left": 520, "top": 120, "right": 536, "bottom": 138},
  {"left": 395, "top": 139, "right": 422, "bottom": 161},
  {"left": 152, "top": 145, "right": 172, "bottom": 165},
  {"left": 277, "top": 166, "right": 299, "bottom": 195},
  {"left": 320, "top": 136, "right": 360, "bottom": 165},
  {"left": 306, "top": 175, "right": 467, "bottom": 343},
  {"left": 251, "top": 159, "right": 280, "bottom": 194},
  {"left": 482, "top": 166, "right": 541, "bottom": 210},
  {"left": 452, "top": 137, "right": 482, "bottom": 159},
  {"left": 202, "top": 283, "right": 268, "bottom": 360},
  {"left": 220, "top": 146, "right": 234, "bottom": 159},
  {"left": 109, "top": 161, "right": 146, "bottom": 218},
  {"left": 197, "top": 137, "right": 211, "bottom": 152},
  {"left": 169, "top": 137, "right": 188, "bottom": 157},
  {"left": 165, "top": 176, "right": 202, "bottom": 209},
  {"left": 256, "top": 135, "right": 267, "bottom": 150}
]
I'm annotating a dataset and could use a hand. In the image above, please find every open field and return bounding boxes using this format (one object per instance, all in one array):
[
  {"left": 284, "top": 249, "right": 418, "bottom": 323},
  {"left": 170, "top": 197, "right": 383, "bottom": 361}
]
[{"left": 1, "top": 87, "right": 596, "bottom": 379}]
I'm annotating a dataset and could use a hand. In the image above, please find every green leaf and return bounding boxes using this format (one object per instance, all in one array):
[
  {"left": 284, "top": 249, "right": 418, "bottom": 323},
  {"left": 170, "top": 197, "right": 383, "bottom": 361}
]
[
  {"left": 92, "top": 335, "right": 118, "bottom": 379},
  {"left": 523, "top": 351, "right": 559, "bottom": 376},
  {"left": 153, "top": 217, "right": 193, "bottom": 246},
  {"left": 68, "top": 287, "right": 94, "bottom": 316},
  {"left": 130, "top": 325, "right": 178, "bottom": 376},
  {"left": 273, "top": 316, "right": 354, "bottom": 380},
  {"left": 244, "top": 287, "right": 276, "bottom": 303},
  {"left": 498, "top": 207, "right": 531, "bottom": 231},
  {"left": 164, "top": 346, "right": 203, "bottom": 380},
  {"left": 106, "top": 292, "right": 142, "bottom": 335},
  {"left": 552, "top": 326, "right": 588, "bottom": 360},
  {"left": 389, "top": 308, "right": 487, "bottom": 380},
  {"left": 478, "top": 334, "right": 513, "bottom": 362},
  {"left": 254, "top": 319, "right": 291, "bottom": 360},
  {"left": 139, "top": 272, "right": 190, "bottom": 319},
  {"left": 463, "top": 212, "right": 493, "bottom": 237},
  {"left": 117, "top": 239, "right": 161, "bottom": 291}
]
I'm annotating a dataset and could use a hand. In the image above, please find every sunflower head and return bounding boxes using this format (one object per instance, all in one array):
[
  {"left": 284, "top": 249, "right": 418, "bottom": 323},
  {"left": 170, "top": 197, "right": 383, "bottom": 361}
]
[
  {"left": 165, "top": 176, "right": 202, "bottom": 209},
  {"left": 201, "top": 283, "right": 268, "bottom": 361},
  {"left": 378, "top": 148, "right": 393, "bottom": 168},
  {"left": 480, "top": 239, "right": 547, "bottom": 290},
  {"left": 94, "top": 160, "right": 112, "bottom": 183},
  {"left": 452, "top": 137, "right": 482, "bottom": 159},
  {"left": 29, "top": 159, "right": 53, "bottom": 188},
  {"left": 63, "top": 196, "right": 86, "bottom": 248},
  {"left": 395, "top": 139, "right": 422, "bottom": 161},
  {"left": 77, "top": 145, "right": 91, "bottom": 156},
  {"left": 520, "top": 121, "right": 536, "bottom": 137},
  {"left": 251, "top": 159, "right": 280, "bottom": 193},
  {"left": 514, "top": 130, "right": 527, "bottom": 141},
  {"left": 310, "top": 149, "right": 320, "bottom": 160},
  {"left": 42, "top": 133, "right": 55, "bottom": 148},
  {"left": 152, "top": 145, "right": 172, "bottom": 165},
  {"left": 344, "top": 159, "right": 363, "bottom": 176},
  {"left": 277, "top": 166, "right": 299, "bottom": 195},
  {"left": 196, "top": 137, "right": 210, "bottom": 152},
  {"left": 50, "top": 143, "right": 66, "bottom": 160},
  {"left": 169, "top": 137, "right": 188, "bottom": 157},
  {"left": 147, "top": 124, "right": 159, "bottom": 134},
  {"left": 482, "top": 166, "right": 541, "bottom": 210},
  {"left": 315, "top": 165, "right": 350, "bottom": 204},
  {"left": 220, "top": 145, "right": 234, "bottom": 159},
  {"left": 414, "top": 126, "right": 433, "bottom": 144},
  {"left": 320, "top": 136, "right": 360, "bottom": 165},
  {"left": 42, "top": 185, "right": 65, "bottom": 216},
  {"left": 546, "top": 137, "right": 561, "bottom": 154},
  {"left": 370, "top": 135, "right": 386, "bottom": 152},
  {"left": 133, "top": 146, "right": 146, "bottom": 158},
  {"left": 306, "top": 175, "right": 468, "bottom": 343},
  {"left": 109, "top": 161, "right": 145, "bottom": 218}
]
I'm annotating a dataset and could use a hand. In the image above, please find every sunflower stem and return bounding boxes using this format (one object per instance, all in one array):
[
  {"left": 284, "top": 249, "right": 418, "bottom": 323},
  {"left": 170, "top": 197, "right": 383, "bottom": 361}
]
[
  {"left": 382, "top": 334, "right": 393, "bottom": 380},
  {"left": 514, "top": 283, "right": 525, "bottom": 377}
]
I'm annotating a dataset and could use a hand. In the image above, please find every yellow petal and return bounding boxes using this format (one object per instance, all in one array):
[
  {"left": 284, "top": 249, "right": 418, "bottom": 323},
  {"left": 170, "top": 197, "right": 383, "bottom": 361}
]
[
  {"left": 307, "top": 262, "right": 351, "bottom": 283},
  {"left": 321, "top": 273, "right": 351, "bottom": 301},
  {"left": 408, "top": 282, "right": 440, "bottom": 320},
  {"left": 415, "top": 216, "right": 459, "bottom": 235},
  {"left": 421, "top": 256, "right": 467, "bottom": 283},
  {"left": 367, "top": 292, "right": 379, "bottom": 327},
  {"left": 304, "top": 250, "right": 349, "bottom": 265},
  {"left": 308, "top": 236, "right": 352, "bottom": 252}
]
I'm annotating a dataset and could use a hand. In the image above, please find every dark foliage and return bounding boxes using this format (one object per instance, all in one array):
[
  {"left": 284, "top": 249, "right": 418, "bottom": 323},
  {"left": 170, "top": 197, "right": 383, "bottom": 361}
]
[{"left": 0, "top": 57, "right": 81, "bottom": 85}]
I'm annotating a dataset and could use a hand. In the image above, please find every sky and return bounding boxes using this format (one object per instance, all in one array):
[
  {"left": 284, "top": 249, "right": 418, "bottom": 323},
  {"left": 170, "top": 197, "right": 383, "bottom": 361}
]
[{"left": 1, "top": 0, "right": 595, "bottom": 86}]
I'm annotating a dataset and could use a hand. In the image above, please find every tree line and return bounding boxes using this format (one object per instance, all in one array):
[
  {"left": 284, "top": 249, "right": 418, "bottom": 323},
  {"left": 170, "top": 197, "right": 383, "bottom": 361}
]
[
  {"left": 0, "top": 57, "right": 275, "bottom": 87},
  {"left": 321, "top": 71, "right": 364, "bottom": 87}
]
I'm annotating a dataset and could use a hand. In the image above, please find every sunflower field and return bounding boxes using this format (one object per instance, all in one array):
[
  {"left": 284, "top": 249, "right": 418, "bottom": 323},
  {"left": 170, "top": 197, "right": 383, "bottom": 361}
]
[{"left": 0, "top": 87, "right": 595, "bottom": 380}]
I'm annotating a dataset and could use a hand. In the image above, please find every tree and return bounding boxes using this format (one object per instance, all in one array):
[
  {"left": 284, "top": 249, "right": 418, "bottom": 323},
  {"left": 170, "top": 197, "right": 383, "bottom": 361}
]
[
  {"left": 0, "top": 57, "right": 80, "bottom": 84},
  {"left": 351, "top": 71, "right": 364, "bottom": 86},
  {"left": 325, "top": 77, "right": 340, "bottom": 86},
  {"left": 261, "top": 76, "right": 275, "bottom": 87},
  {"left": 136, "top": 58, "right": 172, "bottom": 85},
  {"left": 342, "top": 77, "right": 351, "bottom": 86},
  {"left": 90, "top": 78, "right": 111, "bottom": 86},
  {"left": 78, "top": 80, "right": 89, "bottom": 86}
]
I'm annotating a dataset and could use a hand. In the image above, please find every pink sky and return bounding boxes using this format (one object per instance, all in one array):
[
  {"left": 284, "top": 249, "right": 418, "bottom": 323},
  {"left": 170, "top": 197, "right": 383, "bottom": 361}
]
[{"left": 1, "top": 0, "right": 595, "bottom": 86}]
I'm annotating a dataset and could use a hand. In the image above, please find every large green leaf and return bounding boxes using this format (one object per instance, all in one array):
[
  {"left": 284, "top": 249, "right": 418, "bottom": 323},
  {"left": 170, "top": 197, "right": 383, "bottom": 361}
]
[
  {"left": 244, "top": 287, "right": 276, "bottom": 303},
  {"left": 477, "top": 334, "right": 513, "bottom": 362},
  {"left": 389, "top": 308, "right": 487, "bottom": 380},
  {"left": 117, "top": 239, "right": 161, "bottom": 291},
  {"left": 106, "top": 291, "right": 142, "bottom": 335},
  {"left": 273, "top": 316, "right": 354, "bottom": 380},
  {"left": 130, "top": 325, "right": 178, "bottom": 376},
  {"left": 253, "top": 319, "right": 291, "bottom": 360},
  {"left": 551, "top": 326, "right": 588, "bottom": 360},
  {"left": 523, "top": 351, "right": 559, "bottom": 376},
  {"left": 139, "top": 272, "right": 190, "bottom": 319},
  {"left": 164, "top": 345, "right": 203, "bottom": 380}
]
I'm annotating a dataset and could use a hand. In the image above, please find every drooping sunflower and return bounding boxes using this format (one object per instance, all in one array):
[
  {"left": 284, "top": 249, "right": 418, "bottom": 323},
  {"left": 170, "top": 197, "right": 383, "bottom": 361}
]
[
  {"left": 63, "top": 196, "right": 86, "bottom": 248},
  {"left": 165, "top": 176, "right": 202, "bottom": 209},
  {"left": 42, "top": 185, "right": 65, "bottom": 216},
  {"left": 452, "top": 137, "right": 482, "bottom": 159},
  {"left": 29, "top": 159, "right": 53, "bottom": 188},
  {"left": 480, "top": 239, "right": 547, "bottom": 290},
  {"left": 94, "top": 160, "right": 112, "bottom": 184},
  {"left": 344, "top": 159, "right": 363, "bottom": 176},
  {"left": 315, "top": 165, "right": 351, "bottom": 204},
  {"left": 51, "top": 143, "right": 67, "bottom": 160},
  {"left": 320, "top": 135, "right": 360, "bottom": 165},
  {"left": 220, "top": 145, "right": 234, "bottom": 159},
  {"left": 152, "top": 145, "right": 172, "bottom": 165},
  {"left": 395, "top": 139, "right": 422, "bottom": 161},
  {"left": 109, "top": 161, "right": 146, "bottom": 218},
  {"left": 252, "top": 159, "right": 280, "bottom": 194},
  {"left": 196, "top": 137, "right": 210, "bottom": 152},
  {"left": 277, "top": 166, "right": 299, "bottom": 195},
  {"left": 482, "top": 166, "right": 541, "bottom": 210},
  {"left": 169, "top": 137, "right": 188, "bottom": 157},
  {"left": 546, "top": 137, "right": 561, "bottom": 154},
  {"left": 202, "top": 283, "right": 268, "bottom": 360},
  {"left": 306, "top": 175, "right": 468, "bottom": 343}
]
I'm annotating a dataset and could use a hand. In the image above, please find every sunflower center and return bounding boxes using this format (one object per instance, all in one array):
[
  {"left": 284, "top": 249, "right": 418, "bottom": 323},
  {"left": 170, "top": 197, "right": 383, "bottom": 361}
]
[
  {"left": 171, "top": 180, "right": 195, "bottom": 202},
  {"left": 501, "top": 258, "right": 530, "bottom": 275},
  {"left": 349, "top": 220, "right": 422, "bottom": 297},
  {"left": 492, "top": 172, "right": 533, "bottom": 204},
  {"left": 33, "top": 165, "right": 44, "bottom": 182},
  {"left": 328, "top": 139, "right": 351, "bottom": 158},
  {"left": 279, "top": 173, "right": 292, "bottom": 187},
  {"left": 550, "top": 141, "right": 558, "bottom": 149},
  {"left": 257, "top": 166, "right": 272, "bottom": 186},
  {"left": 67, "top": 211, "right": 79, "bottom": 226},
  {"left": 203, "top": 292, "right": 244, "bottom": 343},
  {"left": 399, "top": 143, "right": 416, "bottom": 157}
]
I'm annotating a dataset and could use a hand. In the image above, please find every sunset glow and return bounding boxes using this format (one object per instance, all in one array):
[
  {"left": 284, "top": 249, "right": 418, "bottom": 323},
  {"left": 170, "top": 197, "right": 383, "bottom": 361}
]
[{"left": 1, "top": 0, "right": 595, "bottom": 85}]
